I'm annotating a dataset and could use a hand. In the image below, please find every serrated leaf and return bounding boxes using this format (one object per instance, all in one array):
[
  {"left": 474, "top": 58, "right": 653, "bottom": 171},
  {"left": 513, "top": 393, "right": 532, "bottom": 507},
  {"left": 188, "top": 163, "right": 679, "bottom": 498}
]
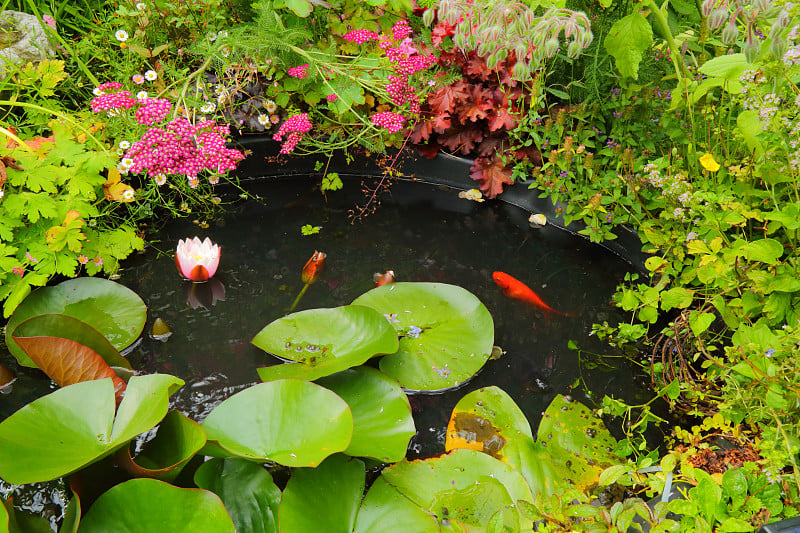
[{"left": 604, "top": 13, "right": 653, "bottom": 79}]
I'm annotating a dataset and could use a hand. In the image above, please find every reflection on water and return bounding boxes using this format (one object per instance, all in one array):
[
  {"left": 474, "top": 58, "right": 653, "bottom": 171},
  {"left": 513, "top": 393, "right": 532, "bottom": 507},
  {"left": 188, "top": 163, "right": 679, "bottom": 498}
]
[{"left": 0, "top": 177, "right": 655, "bottom": 521}]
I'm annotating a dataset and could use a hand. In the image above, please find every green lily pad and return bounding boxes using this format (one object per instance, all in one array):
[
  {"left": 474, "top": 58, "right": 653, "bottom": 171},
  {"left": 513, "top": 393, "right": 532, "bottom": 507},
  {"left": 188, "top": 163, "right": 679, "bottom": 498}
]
[
  {"left": 382, "top": 448, "right": 532, "bottom": 531},
  {"left": 194, "top": 458, "right": 281, "bottom": 533},
  {"left": 253, "top": 305, "right": 399, "bottom": 382},
  {"left": 0, "top": 374, "right": 183, "bottom": 485},
  {"left": 6, "top": 278, "right": 147, "bottom": 367},
  {"left": 117, "top": 410, "right": 206, "bottom": 482},
  {"left": 353, "top": 477, "right": 440, "bottom": 533},
  {"left": 76, "top": 478, "right": 235, "bottom": 532},
  {"left": 316, "top": 367, "right": 415, "bottom": 463},
  {"left": 536, "top": 394, "right": 623, "bottom": 491},
  {"left": 201, "top": 379, "right": 353, "bottom": 467},
  {"left": 279, "top": 454, "right": 365, "bottom": 533},
  {"left": 61, "top": 492, "right": 81, "bottom": 533},
  {"left": 352, "top": 283, "right": 494, "bottom": 391}
]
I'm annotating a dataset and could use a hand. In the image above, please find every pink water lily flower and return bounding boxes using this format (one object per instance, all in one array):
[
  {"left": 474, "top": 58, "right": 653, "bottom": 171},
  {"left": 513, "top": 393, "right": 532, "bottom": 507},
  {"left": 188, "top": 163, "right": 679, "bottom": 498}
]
[{"left": 175, "top": 236, "right": 220, "bottom": 282}]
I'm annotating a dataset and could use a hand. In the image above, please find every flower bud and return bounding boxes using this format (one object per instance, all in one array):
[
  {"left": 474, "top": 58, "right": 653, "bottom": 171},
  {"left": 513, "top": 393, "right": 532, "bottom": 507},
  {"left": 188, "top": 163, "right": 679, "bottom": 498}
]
[
  {"left": 701, "top": 0, "right": 716, "bottom": 17},
  {"left": 743, "top": 39, "right": 760, "bottom": 62},
  {"left": 422, "top": 8, "right": 435, "bottom": 27},
  {"left": 512, "top": 60, "right": 530, "bottom": 80},
  {"left": 588, "top": 193, "right": 603, "bottom": 209},
  {"left": 583, "top": 152, "right": 594, "bottom": 169},
  {"left": 564, "top": 19, "right": 577, "bottom": 38},
  {"left": 549, "top": 149, "right": 559, "bottom": 164},
  {"left": 770, "top": 37, "right": 787, "bottom": 60},
  {"left": 567, "top": 40, "right": 582, "bottom": 58},
  {"left": 752, "top": 0, "right": 772, "bottom": 11},
  {"left": 775, "top": 10, "right": 790, "bottom": 30},
  {"left": 578, "top": 29, "right": 594, "bottom": 48},
  {"left": 544, "top": 36, "right": 560, "bottom": 58},
  {"left": 708, "top": 7, "right": 729, "bottom": 30},
  {"left": 301, "top": 250, "right": 326, "bottom": 284},
  {"left": 722, "top": 19, "right": 739, "bottom": 44},
  {"left": 531, "top": 30, "right": 547, "bottom": 48},
  {"left": 556, "top": 108, "right": 567, "bottom": 126}
]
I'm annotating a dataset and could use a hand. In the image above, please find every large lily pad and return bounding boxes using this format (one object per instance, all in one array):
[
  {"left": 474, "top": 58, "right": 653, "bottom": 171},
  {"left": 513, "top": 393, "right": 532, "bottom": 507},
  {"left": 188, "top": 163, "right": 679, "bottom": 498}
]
[
  {"left": 117, "top": 410, "right": 206, "bottom": 482},
  {"left": 194, "top": 458, "right": 281, "bottom": 533},
  {"left": 201, "top": 379, "right": 353, "bottom": 467},
  {"left": 253, "top": 305, "right": 399, "bottom": 382},
  {"left": 76, "top": 478, "right": 235, "bottom": 532},
  {"left": 536, "top": 394, "right": 622, "bottom": 491},
  {"left": 279, "top": 454, "right": 365, "bottom": 533},
  {"left": 351, "top": 283, "right": 494, "bottom": 391},
  {"left": 382, "top": 448, "right": 533, "bottom": 532},
  {"left": 316, "top": 367, "right": 415, "bottom": 463},
  {"left": 353, "top": 477, "right": 440, "bottom": 533},
  {"left": 6, "top": 278, "right": 147, "bottom": 367},
  {"left": 0, "top": 374, "right": 184, "bottom": 484}
]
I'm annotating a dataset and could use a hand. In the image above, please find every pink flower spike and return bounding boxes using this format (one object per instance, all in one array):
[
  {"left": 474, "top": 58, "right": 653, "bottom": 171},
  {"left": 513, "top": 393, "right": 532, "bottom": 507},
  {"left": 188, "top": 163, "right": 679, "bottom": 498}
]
[{"left": 175, "top": 236, "right": 221, "bottom": 282}]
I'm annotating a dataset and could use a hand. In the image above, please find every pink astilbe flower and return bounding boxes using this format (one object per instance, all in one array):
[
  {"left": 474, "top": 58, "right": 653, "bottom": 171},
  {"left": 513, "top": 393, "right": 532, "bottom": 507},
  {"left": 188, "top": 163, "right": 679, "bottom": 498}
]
[
  {"left": 287, "top": 63, "right": 310, "bottom": 79},
  {"left": 343, "top": 29, "right": 380, "bottom": 44},
  {"left": 371, "top": 112, "right": 407, "bottom": 133},
  {"left": 273, "top": 113, "right": 313, "bottom": 154},
  {"left": 134, "top": 97, "right": 172, "bottom": 125},
  {"left": 124, "top": 118, "right": 245, "bottom": 179}
]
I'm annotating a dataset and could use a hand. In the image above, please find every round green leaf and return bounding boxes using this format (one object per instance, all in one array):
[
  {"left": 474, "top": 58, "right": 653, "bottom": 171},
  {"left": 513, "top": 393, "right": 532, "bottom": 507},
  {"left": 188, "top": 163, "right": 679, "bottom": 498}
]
[
  {"left": 352, "top": 283, "right": 494, "bottom": 391},
  {"left": 0, "top": 374, "right": 184, "bottom": 484},
  {"left": 253, "top": 305, "right": 399, "bottom": 382},
  {"left": 6, "top": 278, "right": 147, "bottom": 367},
  {"left": 117, "top": 410, "right": 207, "bottom": 482},
  {"left": 201, "top": 379, "right": 353, "bottom": 467},
  {"left": 77, "top": 478, "right": 235, "bottom": 532},
  {"left": 317, "top": 367, "right": 415, "bottom": 462},
  {"left": 279, "top": 454, "right": 365, "bottom": 533},
  {"left": 194, "top": 458, "right": 281, "bottom": 533},
  {"left": 382, "top": 449, "right": 532, "bottom": 531},
  {"left": 353, "top": 477, "right": 439, "bottom": 533}
]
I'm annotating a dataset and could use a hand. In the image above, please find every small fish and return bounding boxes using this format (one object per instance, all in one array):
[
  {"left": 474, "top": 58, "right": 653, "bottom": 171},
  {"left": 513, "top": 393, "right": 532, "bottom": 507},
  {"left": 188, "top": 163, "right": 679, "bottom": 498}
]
[
  {"left": 374, "top": 270, "right": 396, "bottom": 287},
  {"left": 458, "top": 189, "right": 485, "bottom": 202},
  {"left": 492, "top": 271, "right": 574, "bottom": 316}
]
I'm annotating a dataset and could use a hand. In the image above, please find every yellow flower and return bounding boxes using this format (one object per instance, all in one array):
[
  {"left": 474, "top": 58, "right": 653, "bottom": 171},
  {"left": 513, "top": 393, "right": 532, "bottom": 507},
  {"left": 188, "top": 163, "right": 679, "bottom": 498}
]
[{"left": 699, "top": 153, "right": 720, "bottom": 172}]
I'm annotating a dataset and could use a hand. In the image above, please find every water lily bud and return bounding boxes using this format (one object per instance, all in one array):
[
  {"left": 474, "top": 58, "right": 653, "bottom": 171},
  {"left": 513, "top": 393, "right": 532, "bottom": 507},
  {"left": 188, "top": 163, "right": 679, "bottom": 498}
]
[
  {"left": 701, "top": 0, "right": 716, "bottom": 17},
  {"left": 544, "top": 36, "right": 560, "bottom": 58},
  {"left": 722, "top": 19, "right": 739, "bottom": 44},
  {"left": 567, "top": 40, "right": 582, "bottom": 58},
  {"left": 708, "top": 7, "right": 729, "bottom": 30},
  {"left": 175, "top": 236, "right": 220, "bottom": 282},
  {"left": 770, "top": 37, "right": 787, "bottom": 59},
  {"left": 752, "top": 0, "right": 772, "bottom": 11},
  {"left": 302, "top": 250, "right": 326, "bottom": 284}
]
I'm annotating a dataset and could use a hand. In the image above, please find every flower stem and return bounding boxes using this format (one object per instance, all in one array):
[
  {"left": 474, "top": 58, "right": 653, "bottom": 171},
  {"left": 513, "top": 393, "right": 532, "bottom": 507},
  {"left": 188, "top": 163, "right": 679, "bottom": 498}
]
[{"left": 287, "top": 283, "right": 310, "bottom": 313}]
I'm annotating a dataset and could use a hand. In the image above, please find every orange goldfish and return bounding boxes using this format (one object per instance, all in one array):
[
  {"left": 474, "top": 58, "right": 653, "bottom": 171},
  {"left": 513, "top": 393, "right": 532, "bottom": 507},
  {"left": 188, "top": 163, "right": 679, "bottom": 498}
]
[
  {"left": 492, "top": 271, "right": 574, "bottom": 316},
  {"left": 374, "top": 270, "right": 396, "bottom": 287}
]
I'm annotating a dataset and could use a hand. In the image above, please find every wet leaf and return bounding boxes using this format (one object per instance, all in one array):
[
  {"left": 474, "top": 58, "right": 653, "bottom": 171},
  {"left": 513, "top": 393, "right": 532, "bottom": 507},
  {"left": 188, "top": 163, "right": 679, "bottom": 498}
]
[
  {"left": 0, "top": 374, "right": 183, "bottom": 484},
  {"left": 353, "top": 477, "right": 439, "bottom": 533},
  {"left": 201, "top": 379, "right": 352, "bottom": 467},
  {"left": 279, "top": 454, "right": 364, "bottom": 533},
  {"left": 352, "top": 283, "right": 494, "bottom": 392},
  {"left": 77, "top": 478, "right": 235, "bottom": 532},
  {"left": 317, "top": 367, "right": 415, "bottom": 463},
  {"left": 5, "top": 278, "right": 146, "bottom": 367},
  {"left": 254, "top": 305, "right": 399, "bottom": 382},
  {"left": 195, "top": 458, "right": 281, "bottom": 533},
  {"left": 117, "top": 410, "right": 206, "bottom": 482}
]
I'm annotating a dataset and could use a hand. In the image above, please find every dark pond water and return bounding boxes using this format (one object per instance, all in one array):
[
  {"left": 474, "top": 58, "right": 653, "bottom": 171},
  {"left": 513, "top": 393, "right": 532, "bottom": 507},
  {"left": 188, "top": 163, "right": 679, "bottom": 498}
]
[{"left": 1, "top": 175, "right": 656, "bottom": 526}]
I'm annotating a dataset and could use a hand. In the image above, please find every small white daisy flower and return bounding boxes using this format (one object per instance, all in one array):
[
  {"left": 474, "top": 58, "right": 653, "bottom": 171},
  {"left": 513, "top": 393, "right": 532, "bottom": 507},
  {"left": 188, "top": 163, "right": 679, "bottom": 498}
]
[
  {"left": 107, "top": 109, "right": 120, "bottom": 117},
  {"left": 121, "top": 157, "right": 134, "bottom": 167},
  {"left": 116, "top": 163, "right": 130, "bottom": 174},
  {"left": 209, "top": 174, "right": 220, "bottom": 185},
  {"left": 265, "top": 99, "right": 277, "bottom": 113},
  {"left": 132, "top": 73, "right": 145, "bottom": 84},
  {"left": 118, "top": 140, "right": 131, "bottom": 150},
  {"left": 155, "top": 174, "right": 167, "bottom": 186},
  {"left": 200, "top": 102, "right": 216, "bottom": 114},
  {"left": 93, "top": 87, "right": 104, "bottom": 96},
  {"left": 220, "top": 46, "right": 230, "bottom": 58},
  {"left": 136, "top": 91, "right": 148, "bottom": 100},
  {"left": 135, "top": 2, "right": 146, "bottom": 10},
  {"left": 217, "top": 93, "right": 227, "bottom": 104},
  {"left": 217, "top": 30, "right": 228, "bottom": 38},
  {"left": 117, "top": 148, "right": 125, "bottom": 155},
  {"left": 207, "top": 31, "right": 217, "bottom": 42},
  {"left": 115, "top": 29, "right": 129, "bottom": 42},
  {"left": 144, "top": 70, "right": 157, "bottom": 81},
  {"left": 257, "top": 114, "right": 269, "bottom": 126},
  {"left": 122, "top": 189, "right": 135, "bottom": 200}
]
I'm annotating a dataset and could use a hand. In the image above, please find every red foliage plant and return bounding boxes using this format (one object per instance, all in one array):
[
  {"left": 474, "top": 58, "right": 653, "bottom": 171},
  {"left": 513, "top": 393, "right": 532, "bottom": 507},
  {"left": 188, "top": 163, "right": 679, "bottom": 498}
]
[{"left": 410, "top": 48, "right": 542, "bottom": 198}]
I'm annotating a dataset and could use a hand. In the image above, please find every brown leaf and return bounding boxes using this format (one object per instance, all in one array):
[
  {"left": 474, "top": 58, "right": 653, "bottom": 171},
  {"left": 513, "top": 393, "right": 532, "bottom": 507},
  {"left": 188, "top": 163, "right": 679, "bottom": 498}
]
[{"left": 469, "top": 155, "right": 514, "bottom": 198}]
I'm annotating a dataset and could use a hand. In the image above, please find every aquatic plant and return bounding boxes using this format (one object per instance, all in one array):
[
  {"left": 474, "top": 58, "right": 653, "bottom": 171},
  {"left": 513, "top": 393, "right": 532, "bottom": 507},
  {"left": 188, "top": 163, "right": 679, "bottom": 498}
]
[{"left": 175, "top": 236, "right": 221, "bottom": 282}]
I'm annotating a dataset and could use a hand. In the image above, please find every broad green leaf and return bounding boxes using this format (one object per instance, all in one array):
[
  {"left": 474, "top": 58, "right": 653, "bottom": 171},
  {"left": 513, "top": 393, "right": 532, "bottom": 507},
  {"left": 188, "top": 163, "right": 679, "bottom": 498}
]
[
  {"left": 766, "top": 273, "right": 800, "bottom": 293},
  {"left": 6, "top": 278, "right": 146, "bottom": 367},
  {"left": 76, "top": 479, "right": 235, "bottom": 532},
  {"left": 536, "top": 395, "right": 622, "bottom": 491},
  {"left": 736, "top": 110, "right": 764, "bottom": 158},
  {"left": 353, "top": 478, "right": 440, "bottom": 533},
  {"left": 721, "top": 468, "right": 747, "bottom": 502},
  {"left": 201, "top": 379, "right": 353, "bottom": 467},
  {"left": 736, "top": 238, "right": 783, "bottom": 265},
  {"left": 317, "top": 367, "right": 415, "bottom": 463},
  {"left": 352, "top": 283, "right": 494, "bottom": 391},
  {"left": 604, "top": 13, "right": 653, "bottom": 79},
  {"left": 279, "top": 455, "right": 364, "bottom": 533},
  {"left": 660, "top": 288, "right": 694, "bottom": 310},
  {"left": 194, "top": 458, "right": 281, "bottom": 533},
  {"left": 382, "top": 449, "right": 533, "bottom": 531},
  {"left": 689, "top": 311, "right": 716, "bottom": 336},
  {"left": 117, "top": 410, "right": 206, "bottom": 482},
  {"left": 0, "top": 374, "right": 183, "bottom": 484},
  {"left": 254, "top": 305, "right": 398, "bottom": 382},
  {"left": 698, "top": 53, "right": 748, "bottom": 80},
  {"left": 284, "top": 0, "right": 313, "bottom": 17}
]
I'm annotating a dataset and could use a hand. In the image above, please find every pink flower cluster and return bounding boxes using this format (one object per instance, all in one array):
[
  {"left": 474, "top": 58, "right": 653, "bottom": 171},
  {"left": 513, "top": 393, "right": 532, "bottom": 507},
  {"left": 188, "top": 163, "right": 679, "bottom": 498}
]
[
  {"left": 90, "top": 83, "right": 136, "bottom": 113},
  {"left": 343, "top": 29, "right": 379, "bottom": 44},
  {"left": 287, "top": 63, "right": 310, "bottom": 79},
  {"left": 371, "top": 112, "right": 407, "bottom": 133},
  {"left": 273, "top": 113, "right": 313, "bottom": 154},
  {"left": 391, "top": 20, "right": 413, "bottom": 41},
  {"left": 123, "top": 119, "right": 245, "bottom": 179},
  {"left": 134, "top": 98, "right": 172, "bottom": 125}
]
